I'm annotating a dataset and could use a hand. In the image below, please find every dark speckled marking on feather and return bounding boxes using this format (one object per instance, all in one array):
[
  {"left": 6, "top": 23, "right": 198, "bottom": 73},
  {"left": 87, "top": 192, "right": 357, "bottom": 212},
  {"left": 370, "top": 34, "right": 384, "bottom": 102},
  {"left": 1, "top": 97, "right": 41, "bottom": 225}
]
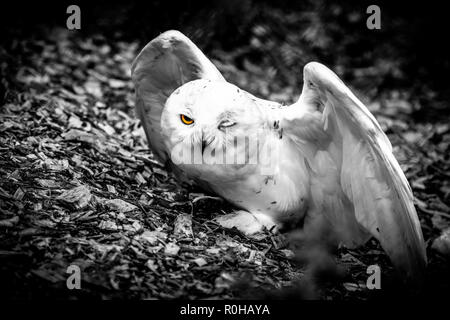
[{"left": 263, "top": 175, "right": 275, "bottom": 185}]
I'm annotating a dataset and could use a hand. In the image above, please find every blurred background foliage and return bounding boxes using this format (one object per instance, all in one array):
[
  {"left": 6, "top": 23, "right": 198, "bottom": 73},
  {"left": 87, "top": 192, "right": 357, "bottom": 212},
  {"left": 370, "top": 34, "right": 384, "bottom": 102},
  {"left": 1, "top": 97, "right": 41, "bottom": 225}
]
[{"left": 1, "top": 0, "right": 449, "bottom": 121}]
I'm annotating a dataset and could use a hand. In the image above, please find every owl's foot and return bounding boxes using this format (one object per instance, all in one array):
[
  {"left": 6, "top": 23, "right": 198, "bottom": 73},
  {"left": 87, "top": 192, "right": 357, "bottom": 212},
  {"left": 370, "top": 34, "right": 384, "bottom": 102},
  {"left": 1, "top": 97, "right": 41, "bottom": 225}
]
[{"left": 214, "top": 210, "right": 279, "bottom": 237}]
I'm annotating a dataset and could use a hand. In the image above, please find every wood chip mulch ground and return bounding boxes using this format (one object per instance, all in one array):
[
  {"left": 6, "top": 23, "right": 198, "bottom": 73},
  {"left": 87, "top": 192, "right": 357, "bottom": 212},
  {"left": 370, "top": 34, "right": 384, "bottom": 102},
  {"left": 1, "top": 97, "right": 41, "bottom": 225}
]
[{"left": 1, "top": 25, "right": 449, "bottom": 300}]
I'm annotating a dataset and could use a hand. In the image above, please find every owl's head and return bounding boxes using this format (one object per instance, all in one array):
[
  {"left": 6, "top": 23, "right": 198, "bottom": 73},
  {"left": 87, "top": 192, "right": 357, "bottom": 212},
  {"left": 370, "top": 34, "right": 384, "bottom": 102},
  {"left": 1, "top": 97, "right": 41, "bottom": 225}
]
[{"left": 161, "top": 79, "right": 266, "bottom": 172}]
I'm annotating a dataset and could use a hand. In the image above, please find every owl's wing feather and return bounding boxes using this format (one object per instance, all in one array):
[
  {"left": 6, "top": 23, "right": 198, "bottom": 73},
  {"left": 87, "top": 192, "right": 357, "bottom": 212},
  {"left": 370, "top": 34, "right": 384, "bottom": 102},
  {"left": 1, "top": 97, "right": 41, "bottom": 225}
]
[
  {"left": 131, "top": 30, "right": 224, "bottom": 162},
  {"left": 283, "top": 62, "right": 427, "bottom": 281}
]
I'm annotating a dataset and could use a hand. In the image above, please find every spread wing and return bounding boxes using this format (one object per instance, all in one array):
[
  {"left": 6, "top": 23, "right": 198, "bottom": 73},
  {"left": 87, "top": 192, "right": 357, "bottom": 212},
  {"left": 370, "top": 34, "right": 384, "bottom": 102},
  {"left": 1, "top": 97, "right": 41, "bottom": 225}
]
[
  {"left": 131, "top": 30, "right": 225, "bottom": 162},
  {"left": 282, "top": 62, "right": 427, "bottom": 282}
]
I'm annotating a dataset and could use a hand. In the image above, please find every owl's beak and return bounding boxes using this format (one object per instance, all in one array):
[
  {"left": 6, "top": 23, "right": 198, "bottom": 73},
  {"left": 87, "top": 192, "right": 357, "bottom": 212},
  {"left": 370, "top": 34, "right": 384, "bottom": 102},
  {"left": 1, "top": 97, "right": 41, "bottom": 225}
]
[
  {"left": 201, "top": 130, "right": 215, "bottom": 154},
  {"left": 201, "top": 139, "right": 207, "bottom": 154},
  {"left": 201, "top": 130, "right": 207, "bottom": 154}
]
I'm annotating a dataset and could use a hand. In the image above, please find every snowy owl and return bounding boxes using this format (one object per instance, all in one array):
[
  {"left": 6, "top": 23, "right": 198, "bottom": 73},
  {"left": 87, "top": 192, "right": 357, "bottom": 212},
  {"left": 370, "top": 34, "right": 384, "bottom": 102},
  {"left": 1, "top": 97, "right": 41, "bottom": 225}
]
[{"left": 131, "top": 30, "right": 427, "bottom": 282}]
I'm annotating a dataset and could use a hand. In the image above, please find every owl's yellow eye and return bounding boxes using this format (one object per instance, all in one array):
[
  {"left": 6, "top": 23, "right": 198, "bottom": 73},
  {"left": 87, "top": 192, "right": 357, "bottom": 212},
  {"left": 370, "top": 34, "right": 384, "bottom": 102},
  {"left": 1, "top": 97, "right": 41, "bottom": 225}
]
[{"left": 180, "top": 114, "right": 194, "bottom": 125}]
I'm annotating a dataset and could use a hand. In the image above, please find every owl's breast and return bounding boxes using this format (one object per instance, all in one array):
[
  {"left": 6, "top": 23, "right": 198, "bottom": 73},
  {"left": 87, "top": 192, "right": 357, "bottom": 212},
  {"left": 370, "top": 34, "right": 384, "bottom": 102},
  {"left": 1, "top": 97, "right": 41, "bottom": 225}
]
[{"left": 192, "top": 135, "right": 311, "bottom": 225}]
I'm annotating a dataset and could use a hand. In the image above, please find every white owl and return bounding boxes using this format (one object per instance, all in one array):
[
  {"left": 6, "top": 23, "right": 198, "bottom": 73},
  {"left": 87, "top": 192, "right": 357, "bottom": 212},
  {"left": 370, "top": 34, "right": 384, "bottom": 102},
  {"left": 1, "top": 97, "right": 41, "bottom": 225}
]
[{"left": 131, "top": 30, "right": 427, "bottom": 282}]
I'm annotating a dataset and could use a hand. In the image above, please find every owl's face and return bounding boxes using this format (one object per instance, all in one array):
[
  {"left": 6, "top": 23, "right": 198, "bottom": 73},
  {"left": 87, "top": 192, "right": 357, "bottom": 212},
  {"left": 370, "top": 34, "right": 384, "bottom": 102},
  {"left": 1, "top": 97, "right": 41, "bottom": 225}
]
[{"left": 161, "top": 79, "right": 265, "bottom": 177}]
